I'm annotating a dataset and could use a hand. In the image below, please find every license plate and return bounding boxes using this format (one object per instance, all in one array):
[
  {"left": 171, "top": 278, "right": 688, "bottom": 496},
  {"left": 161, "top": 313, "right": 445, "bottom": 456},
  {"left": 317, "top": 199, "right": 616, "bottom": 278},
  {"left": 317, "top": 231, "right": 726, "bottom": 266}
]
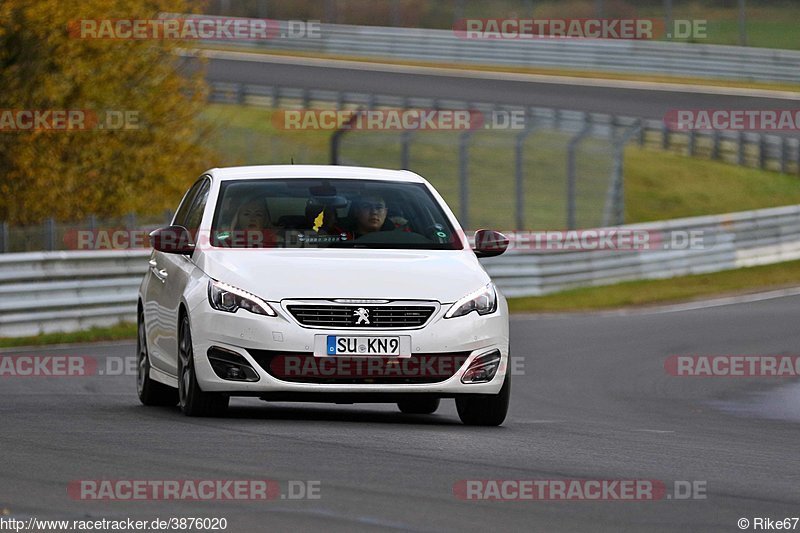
[{"left": 326, "top": 336, "right": 400, "bottom": 356}]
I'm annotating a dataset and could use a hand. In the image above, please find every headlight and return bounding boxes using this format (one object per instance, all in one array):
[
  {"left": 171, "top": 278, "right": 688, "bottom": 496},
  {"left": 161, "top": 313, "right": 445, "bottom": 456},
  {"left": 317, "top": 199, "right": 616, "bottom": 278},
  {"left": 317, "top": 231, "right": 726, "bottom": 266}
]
[
  {"left": 207, "top": 280, "right": 276, "bottom": 316},
  {"left": 444, "top": 283, "right": 497, "bottom": 318}
]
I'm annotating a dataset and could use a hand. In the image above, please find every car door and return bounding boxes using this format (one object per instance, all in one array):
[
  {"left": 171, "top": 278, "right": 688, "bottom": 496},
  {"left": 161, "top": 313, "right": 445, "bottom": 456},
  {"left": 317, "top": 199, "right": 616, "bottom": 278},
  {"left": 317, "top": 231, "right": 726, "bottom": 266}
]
[{"left": 147, "top": 177, "right": 211, "bottom": 375}]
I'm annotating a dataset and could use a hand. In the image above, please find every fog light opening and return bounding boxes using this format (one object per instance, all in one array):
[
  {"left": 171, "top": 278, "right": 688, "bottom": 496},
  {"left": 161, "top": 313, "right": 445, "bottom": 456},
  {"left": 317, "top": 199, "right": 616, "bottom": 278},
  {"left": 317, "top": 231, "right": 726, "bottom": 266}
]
[
  {"left": 461, "top": 350, "right": 501, "bottom": 384},
  {"left": 207, "top": 347, "right": 260, "bottom": 382}
]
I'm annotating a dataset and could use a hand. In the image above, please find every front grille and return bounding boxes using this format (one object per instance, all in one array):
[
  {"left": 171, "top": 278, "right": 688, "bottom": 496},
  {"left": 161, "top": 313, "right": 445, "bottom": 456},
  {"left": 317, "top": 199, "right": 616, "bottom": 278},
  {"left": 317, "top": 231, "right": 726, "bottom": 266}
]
[
  {"left": 248, "top": 350, "right": 470, "bottom": 384},
  {"left": 287, "top": 305, "right": 435, "bottom": 328}
]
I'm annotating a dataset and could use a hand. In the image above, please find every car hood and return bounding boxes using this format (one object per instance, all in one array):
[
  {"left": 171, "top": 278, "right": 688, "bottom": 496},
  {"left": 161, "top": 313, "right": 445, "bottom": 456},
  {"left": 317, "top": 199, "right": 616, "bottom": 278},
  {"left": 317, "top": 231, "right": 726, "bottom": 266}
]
[{"left": 197, "top": 249, "right": 489, "bottom": 303}]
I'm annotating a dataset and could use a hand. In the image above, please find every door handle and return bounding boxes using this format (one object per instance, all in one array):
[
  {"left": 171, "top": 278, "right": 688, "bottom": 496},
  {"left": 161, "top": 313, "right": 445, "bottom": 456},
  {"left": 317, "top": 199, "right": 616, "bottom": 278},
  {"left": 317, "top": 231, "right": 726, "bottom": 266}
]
[{"left": 149, "top": 259, "right": 168, "bottom": 282}]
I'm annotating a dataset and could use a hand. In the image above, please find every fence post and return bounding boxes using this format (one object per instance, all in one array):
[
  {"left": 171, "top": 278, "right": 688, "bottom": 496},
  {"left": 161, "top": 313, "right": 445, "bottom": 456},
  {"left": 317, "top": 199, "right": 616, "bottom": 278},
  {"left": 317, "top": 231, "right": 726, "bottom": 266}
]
[
  {"left": 400, "top": 130, "right": 413, "bottom": 169},
  {"left": 738, "top": 131, "right": 746, "bottom": 165},
  {"left": 711, "top": 130, "right": 721, "bottom": 160},
  {"left": 0, "top": 222, "right": 7, "bottom": 253},
  {"left": 390, "top": 0, "right": 401, "bottom": 26},
  {"left": 236, "top": 83, "right": 246, "bottom": 105},
  {"left": 603, "top": 121, "right": 640, "bottom": 227},
  {"left": 514, "top": 116, "right": 539, "bottom": 231},
  {"left": 324, "top": 0, "right": 337, "bottom": 23},
  {"left": 662, "top": 121, "right": 670, "bottom": 150},
  {"left": 738, "top": 0, "right": 747, "bottom": 46},
  {"left": 781, "top": 137, "right": 789, "bottom": 174},
  {"left": 567, "top": 115, "right": 592, "bottom": 230},
  {"left": 687, "top": 129, "right": 696, "bottom": 157},
  {"left": 44, "top": 217, "right": 56, "bottom": 251},
  {"left": 458, "top": 131, "right": 472, "bottom": 228},
  {"left": 664, "top": 0, "right": 673, "bottom": 41},
  {"left": 759, "top": 134, "right": 767, "bottom": 169},
  {"left": 330, "top": 108, "right": 364, "bottom": 165},
  {"left": 595, "top": 0, "right": 605, "bottom": 18}
]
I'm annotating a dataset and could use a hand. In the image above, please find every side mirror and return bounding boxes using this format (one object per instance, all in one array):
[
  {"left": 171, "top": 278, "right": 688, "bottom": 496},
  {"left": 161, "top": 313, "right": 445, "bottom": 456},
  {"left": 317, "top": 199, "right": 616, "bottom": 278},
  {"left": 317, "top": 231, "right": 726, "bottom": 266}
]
[
  {"left": 149, "top": 225, "right": 195, "bottom": 255},
  {"left": 473, "top": 229, "right": 509, "bottom": 258}
]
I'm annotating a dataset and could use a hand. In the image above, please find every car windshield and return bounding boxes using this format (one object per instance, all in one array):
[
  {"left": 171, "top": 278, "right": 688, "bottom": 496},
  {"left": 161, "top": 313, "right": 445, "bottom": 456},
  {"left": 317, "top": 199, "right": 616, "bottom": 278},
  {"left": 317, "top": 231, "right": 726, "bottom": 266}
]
[{"left": 210, "top": 178, "right": 462, "bottom": 250}]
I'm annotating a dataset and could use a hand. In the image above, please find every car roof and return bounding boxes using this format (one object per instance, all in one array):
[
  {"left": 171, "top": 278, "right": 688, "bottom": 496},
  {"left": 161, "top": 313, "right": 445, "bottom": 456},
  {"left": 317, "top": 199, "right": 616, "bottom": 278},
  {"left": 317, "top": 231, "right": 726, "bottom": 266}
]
[{"left": 208, "top": 165, "right": 426, "bottom": 184}]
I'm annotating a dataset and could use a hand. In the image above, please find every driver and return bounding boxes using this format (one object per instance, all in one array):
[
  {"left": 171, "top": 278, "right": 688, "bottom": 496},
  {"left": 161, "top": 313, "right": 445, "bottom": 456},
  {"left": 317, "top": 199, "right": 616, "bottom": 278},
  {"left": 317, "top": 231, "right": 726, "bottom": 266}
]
[
  {"left": 353, "top": 194, "right": 389, "bottom": 237},
  {"left": 338, "top": 193, "right": 413, "bottom": 241}
]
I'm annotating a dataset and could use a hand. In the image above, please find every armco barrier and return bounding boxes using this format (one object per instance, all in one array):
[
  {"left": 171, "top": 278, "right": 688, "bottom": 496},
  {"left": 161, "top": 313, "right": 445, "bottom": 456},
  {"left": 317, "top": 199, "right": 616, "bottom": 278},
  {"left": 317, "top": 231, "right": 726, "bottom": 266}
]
[
  {"left": 0, "top": 250, "right": 149, "bottom": 337},
  {"left": 3, "top": 205, "right": 800, "bottom": 336},
  {"left": 193, "top": 18, "right": 800, "bottom": 84},
  {"left": 482, "top": 204, "right": 800, "bottom": 297}
]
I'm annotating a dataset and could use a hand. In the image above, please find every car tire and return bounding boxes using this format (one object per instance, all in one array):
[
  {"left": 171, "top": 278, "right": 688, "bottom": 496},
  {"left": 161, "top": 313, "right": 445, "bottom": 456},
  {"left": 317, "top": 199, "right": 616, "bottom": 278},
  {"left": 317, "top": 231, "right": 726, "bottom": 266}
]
[
  {"left": 397, "top": 397, "right": 440, "bottom": 415},
  {"left": 137, "top": 308, "right": 178, "bottom": 407},
  {"left": 178, "top": 315, "right": 229, "bottom": 417},
  {"left": 455, "top": 368, "right": 510, "bottom": 426}
]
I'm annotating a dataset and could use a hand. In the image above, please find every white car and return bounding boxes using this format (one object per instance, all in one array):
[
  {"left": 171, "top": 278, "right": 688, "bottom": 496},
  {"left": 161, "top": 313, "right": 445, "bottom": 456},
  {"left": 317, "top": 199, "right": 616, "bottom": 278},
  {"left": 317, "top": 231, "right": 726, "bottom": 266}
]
[{"left": 137, "top": 165, "right": 511, "bottom": 425}]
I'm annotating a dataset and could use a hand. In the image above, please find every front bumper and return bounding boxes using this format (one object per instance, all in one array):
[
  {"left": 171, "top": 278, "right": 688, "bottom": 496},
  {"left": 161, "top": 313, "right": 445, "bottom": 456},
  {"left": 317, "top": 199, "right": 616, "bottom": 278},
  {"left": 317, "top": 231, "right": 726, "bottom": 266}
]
[{"left": 189, "top": 296, "right": 510, "bottom": 396}]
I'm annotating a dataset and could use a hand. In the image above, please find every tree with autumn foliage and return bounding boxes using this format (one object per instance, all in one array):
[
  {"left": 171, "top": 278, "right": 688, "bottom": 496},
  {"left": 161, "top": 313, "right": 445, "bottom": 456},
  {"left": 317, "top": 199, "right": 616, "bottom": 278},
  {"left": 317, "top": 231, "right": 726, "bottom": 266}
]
[{"left": 0, "top": 0, "right": 216, "bottom": 225}]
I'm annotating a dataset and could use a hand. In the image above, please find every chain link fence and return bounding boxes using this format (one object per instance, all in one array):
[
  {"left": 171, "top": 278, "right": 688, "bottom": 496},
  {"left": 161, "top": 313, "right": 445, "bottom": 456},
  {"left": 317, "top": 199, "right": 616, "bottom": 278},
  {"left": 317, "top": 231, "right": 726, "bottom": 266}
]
[
  {"left": 0, "top": 213, "right": 173, "bottom": 254},
  {"left": 335, "top": 110, "right": 635, "bottom": 231}
]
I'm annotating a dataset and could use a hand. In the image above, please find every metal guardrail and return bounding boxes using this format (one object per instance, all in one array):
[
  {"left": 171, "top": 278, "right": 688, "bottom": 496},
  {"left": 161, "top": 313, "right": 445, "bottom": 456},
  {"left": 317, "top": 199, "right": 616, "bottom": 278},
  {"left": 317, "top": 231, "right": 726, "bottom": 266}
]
[
  {"left": 210, "top": 82, "right": 800, "bottom": 176},
  {"left": 203, "top": 19, "right": 800, "bottom": 83},
  {"left": 482, "top": 204, "right": 800, "bottom": 298},
  {"left": 0, "top": 250, "right": 148, "bottom": 337},
  {"left": 3, "top": 204, "right": 800, "bottom": 336}
]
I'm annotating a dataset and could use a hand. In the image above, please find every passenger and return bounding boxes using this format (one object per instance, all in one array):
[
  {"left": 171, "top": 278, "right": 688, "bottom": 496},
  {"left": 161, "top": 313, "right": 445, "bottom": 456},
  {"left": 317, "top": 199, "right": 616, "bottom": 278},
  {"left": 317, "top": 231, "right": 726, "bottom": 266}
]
[
  {"left": 231, "top": 198, "right": 269, "bottom": 232},
  {"left": 228, "top": 197, "right": 278, "bottom": 247}
]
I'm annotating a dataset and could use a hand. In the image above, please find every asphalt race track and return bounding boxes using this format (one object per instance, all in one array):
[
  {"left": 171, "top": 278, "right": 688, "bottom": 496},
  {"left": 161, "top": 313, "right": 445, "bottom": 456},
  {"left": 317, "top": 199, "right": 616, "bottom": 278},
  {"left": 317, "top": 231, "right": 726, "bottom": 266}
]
[
  {"left": 205, "top": 52, "right": 800, "bottom": 120},
  {"left": 2, "top": 293, "right": 800, "bottom": 532}
]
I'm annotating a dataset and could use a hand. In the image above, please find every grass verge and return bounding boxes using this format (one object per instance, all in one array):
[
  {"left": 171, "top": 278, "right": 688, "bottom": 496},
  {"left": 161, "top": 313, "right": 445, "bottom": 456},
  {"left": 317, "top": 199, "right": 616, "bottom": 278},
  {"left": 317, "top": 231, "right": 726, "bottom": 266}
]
[
  {"left": 508, "top": 259, "right": 800, "bottom": 313},
  {"left": 0, "top": 322, "right": 137, "bottom": 348}
]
